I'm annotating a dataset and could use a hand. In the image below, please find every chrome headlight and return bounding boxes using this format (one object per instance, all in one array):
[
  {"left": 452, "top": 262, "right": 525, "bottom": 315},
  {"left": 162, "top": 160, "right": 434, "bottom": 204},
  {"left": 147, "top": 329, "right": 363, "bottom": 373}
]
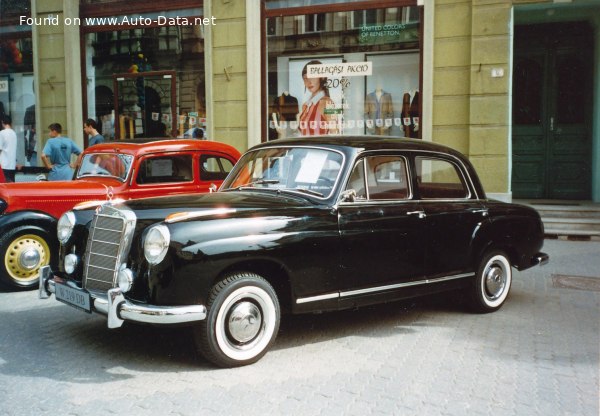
[
  {"left": 57, "top": 211, "right": 76, "bottom": 244},
  {"left": 143, "top": 225, "right": 170, "bottom": 265}
]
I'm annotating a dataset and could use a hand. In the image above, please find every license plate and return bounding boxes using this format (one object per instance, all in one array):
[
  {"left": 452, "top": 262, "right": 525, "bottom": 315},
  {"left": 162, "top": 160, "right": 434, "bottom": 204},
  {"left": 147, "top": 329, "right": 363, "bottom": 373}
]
[{"left": 55, "top": 283, "right": 92, "bottom": 313}]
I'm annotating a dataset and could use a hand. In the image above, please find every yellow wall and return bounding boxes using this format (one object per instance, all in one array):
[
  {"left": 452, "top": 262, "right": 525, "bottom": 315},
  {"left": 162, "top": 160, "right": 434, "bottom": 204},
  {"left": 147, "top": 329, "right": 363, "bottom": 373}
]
[
  {"left": 208, "top": 0, "right": 249, "bottom": 151},
  {"left": 433, "top": 0, "right": 513, "bottom": 195},
  {"left": 34, "top": 0, "right": 68, "bottom": 149}
]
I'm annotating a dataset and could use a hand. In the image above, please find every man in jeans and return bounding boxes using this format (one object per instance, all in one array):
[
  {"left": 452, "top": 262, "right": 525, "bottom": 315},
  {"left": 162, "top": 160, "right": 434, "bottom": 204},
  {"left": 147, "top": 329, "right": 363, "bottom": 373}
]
[{"left": 41, "top": 123, "right": 82, "bottom": 181}]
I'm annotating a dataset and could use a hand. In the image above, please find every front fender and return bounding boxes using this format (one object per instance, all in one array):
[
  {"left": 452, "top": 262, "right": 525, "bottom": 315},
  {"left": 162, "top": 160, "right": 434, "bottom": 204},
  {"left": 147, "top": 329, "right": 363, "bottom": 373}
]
[{"left": 0, "top": 210, "right": 58, "bottom": 235}]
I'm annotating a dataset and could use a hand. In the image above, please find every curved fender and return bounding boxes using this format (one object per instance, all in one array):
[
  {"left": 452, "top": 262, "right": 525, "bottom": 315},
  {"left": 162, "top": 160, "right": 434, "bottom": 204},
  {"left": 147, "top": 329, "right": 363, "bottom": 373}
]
[
  {"left": 470, "top": 215, "right": 539, "bottom": 269},
  {"left": 0, "top": 210, "right": 59, "bottom": 236}
]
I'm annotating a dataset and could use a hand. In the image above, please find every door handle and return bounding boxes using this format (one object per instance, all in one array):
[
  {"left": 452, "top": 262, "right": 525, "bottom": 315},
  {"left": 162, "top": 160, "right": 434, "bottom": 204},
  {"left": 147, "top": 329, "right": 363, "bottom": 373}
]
[
  {"left": 407, "top": 210, "right": 426, "bottom": 219},
  {"left": 470, "top": 208, "right": 489, "bottom": 217},
  {"left": 550, "top": 116, "right": 554, "bottom": 132}
]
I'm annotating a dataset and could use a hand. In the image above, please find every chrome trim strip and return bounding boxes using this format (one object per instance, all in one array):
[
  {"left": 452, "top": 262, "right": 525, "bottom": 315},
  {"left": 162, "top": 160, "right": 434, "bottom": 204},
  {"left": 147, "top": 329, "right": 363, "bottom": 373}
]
[
  {"left": 296, "top": 292, "right": 339, "bottom": 304},
  {"left": 295, "top": 272, "right": 474, "bottom": 304},
  {"left": 340, "top": 273, "right": 473, "bottom": 298}
]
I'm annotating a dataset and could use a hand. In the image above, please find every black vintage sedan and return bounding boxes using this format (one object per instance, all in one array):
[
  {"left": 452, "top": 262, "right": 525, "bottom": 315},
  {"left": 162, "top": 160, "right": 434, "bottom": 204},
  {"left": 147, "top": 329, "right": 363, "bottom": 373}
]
[{"left": 39, "top": 137, "right": 548, "bottom": 367}]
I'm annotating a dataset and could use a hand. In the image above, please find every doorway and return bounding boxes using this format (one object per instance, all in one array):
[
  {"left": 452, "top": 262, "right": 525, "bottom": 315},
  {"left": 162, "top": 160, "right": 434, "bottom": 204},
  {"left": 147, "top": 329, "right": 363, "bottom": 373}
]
[{"left": 512, "top": 22, "right": 594, "bottom": 199}]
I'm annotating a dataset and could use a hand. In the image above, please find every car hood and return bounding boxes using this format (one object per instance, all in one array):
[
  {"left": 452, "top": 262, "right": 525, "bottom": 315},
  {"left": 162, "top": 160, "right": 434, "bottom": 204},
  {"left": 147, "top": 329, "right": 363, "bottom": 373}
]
[
  {"left": 0, "top": 179, "right": 116, "bottom": 198},
  {"left": 119, "top": 190, "right": 317, "bottom": 222}
]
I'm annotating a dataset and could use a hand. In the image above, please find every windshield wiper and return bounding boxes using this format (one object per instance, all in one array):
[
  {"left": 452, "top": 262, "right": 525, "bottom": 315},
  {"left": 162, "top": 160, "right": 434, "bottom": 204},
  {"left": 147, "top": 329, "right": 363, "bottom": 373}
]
[
  {"left": 235, "top": 179, "right": 280, "bottom": 189},
  {"left": 279, "top": 188, "right": 324, "bottom": 198}
]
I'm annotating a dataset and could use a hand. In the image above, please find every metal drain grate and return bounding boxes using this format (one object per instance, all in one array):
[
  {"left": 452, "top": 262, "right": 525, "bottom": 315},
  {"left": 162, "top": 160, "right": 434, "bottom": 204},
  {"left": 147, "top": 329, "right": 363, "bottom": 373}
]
[{"left": 552, "top": 274, "right": 600, "bottom": 292}]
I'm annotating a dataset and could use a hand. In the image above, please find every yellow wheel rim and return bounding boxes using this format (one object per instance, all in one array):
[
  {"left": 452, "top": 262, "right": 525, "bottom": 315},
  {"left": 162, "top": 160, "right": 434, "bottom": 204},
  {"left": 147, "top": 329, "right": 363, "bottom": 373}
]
[{"left": 4, "top": 234, "right": 50, "bottom": 285}]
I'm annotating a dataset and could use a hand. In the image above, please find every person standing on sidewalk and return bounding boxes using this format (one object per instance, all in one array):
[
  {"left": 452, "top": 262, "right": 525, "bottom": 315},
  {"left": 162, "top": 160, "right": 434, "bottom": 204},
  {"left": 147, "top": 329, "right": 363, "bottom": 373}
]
[
  {"left": 0, "top": 116, "right": 18, "bottom": 182},
  {"left": 41, "top": 123, "right": 82, "bottom": 181},
  {"left": 83, "top": 118, "right": 104, "bottom": 147}
]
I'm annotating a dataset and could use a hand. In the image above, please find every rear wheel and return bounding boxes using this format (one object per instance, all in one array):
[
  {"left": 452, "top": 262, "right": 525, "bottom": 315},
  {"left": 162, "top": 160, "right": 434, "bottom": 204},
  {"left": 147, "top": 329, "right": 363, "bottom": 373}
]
[
  {"left": 193, "top": 272, "right": 280, "bottom": 367},
  {"left": 0, "top": 229, "right": 52, "bottom": 290},
  {"left": 469, "top": 250, "right": 512, "bottom": 313}
]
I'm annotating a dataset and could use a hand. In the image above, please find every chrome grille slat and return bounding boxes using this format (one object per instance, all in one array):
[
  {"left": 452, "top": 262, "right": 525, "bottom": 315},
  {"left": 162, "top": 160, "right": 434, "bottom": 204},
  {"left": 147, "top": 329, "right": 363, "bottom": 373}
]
[{"left": 83, "top": 206, "right": 136, "bottom": 292}]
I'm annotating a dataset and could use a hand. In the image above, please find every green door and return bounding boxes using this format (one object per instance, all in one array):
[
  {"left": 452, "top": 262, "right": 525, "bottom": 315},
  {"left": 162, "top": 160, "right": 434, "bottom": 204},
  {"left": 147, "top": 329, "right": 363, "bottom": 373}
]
[{"left": 512, "top": 23, "right": 593, "bottom": 199}]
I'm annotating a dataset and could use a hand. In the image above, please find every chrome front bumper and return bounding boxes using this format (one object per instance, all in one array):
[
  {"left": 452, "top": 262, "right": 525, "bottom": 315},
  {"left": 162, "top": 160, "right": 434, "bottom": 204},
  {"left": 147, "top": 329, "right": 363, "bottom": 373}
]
[{"left": 38, "top": 266, "right": 206, "bottom": 329}]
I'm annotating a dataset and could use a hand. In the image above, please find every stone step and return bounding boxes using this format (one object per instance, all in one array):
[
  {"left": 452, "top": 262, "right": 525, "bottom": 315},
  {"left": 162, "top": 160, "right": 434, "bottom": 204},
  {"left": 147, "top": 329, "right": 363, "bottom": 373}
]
[
  {"left": 533, "top": 205, "right": 600, "bottom": 220},
  {"left": 542, "top": 218, "right": 600, "bottom": 235}
]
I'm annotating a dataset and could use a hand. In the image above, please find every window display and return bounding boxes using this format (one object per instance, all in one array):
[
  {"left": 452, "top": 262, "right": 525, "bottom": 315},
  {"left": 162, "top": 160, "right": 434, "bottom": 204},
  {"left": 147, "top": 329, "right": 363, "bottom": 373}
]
[
  {"left": 82, "top": 6, "right": 205, "bottom": 141},
  {"left": 0, "top": 0, "right": 37, "bottom": 165},
  {"left": 266, "top": 5, "right": 420, "bottom": 140}
]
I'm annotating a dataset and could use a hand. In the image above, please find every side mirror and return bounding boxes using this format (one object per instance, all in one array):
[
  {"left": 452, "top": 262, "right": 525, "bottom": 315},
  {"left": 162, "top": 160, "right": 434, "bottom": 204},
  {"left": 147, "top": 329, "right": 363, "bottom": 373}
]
[
  {"left": 340, "top": 189, "right": 356, "bottom": 203},
  {"left": 209, "top": 183, "right": 218, "bottom": 193}
]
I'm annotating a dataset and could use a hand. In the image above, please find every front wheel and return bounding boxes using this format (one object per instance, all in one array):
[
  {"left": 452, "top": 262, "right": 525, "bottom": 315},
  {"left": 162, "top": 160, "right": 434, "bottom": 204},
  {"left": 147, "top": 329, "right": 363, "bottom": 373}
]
[
  {"left": 193, "top": 272, "right": 280, "bottom": 367},
  {"left": 0, "top": 228, "right": 53, "bottom": 290},
  {"left": 469, "top": 250, "right": 512, "bottom": 313}
]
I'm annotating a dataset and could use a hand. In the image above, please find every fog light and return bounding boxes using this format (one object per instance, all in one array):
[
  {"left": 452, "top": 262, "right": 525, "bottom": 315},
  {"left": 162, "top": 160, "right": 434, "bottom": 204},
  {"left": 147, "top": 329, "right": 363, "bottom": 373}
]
[
  {"left": 64, "top": 254, "right": 78, "bottom": 274},
  {"left": 117, "top": 267, "right": 133, "bottom": 293}
]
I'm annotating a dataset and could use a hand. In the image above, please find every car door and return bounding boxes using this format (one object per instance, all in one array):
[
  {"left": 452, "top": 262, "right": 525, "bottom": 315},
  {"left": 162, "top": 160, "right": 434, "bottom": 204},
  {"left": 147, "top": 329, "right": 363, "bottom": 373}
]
[
  {"left": 338, "top": 154, "right": 426, "bottom": 302},
  {"left": 413, "top": 154, "right": 488, "bottom": 278},
  {"left": 127, "top": 152, "right": 199, "bottom": 199}
]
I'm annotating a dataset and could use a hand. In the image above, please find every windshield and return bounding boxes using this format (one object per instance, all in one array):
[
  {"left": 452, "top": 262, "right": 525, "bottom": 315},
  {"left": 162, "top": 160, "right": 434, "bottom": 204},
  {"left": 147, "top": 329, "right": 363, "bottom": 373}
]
[
  {"left": 221, "top": 147, "right": 344, "bottom": 198},
  {"left": 76, "top": 153, "right": 133, "bottom": 181}
]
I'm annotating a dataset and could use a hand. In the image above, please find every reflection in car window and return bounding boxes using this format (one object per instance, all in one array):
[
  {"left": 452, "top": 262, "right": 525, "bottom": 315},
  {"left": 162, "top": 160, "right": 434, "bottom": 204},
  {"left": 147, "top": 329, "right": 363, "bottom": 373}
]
[
  {"left": 200, "top": 155, "right": 234, "bottom": 181},
  {"left": 137, "top": 155, "right": 193, "bottom": 184},
  {"left": 222, "top": 147, "right": 343, "bottom": 198},
  {"left": 415, "top": 157, "right": 468, "bottom": 199},
  {"left": 77, "top": 153, "right": 133, "bottom": 181},
  {"left": 346, "top": 156, "right": 409, "bottom": 200}
]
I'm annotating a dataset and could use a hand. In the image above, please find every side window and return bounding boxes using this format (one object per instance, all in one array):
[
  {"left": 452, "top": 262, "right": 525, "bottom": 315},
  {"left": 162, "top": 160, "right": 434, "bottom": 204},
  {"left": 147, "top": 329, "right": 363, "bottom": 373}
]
[
  {"left": 200, "top": 155, "right": 235, "bottom": 181},
  {"left": 415, "top": 157, "right": 468, "bottom": 199},
  {"left": 365, "top": 156, "right": 409, "bottom": 200},
  {"left": 137, "top": 155, "right": 193, "bottom": 184},
  {"left": 345, "top": 156, "right": 409, "bottom": 201},
  {"left": 345, "top": 159, "right": 367, "bottom": 200}
]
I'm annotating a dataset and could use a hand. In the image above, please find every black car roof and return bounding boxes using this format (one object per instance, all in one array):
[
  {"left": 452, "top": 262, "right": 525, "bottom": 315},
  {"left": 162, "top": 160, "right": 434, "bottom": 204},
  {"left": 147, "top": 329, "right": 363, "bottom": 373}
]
[{"left": 250, "top": 136, "right": 466, "bottom": 159}]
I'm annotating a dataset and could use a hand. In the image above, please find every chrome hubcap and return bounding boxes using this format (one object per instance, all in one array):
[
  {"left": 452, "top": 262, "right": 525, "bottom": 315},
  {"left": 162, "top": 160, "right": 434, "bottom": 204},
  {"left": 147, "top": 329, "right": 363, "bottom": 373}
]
[
  {"left": 484, "top": 264, "right": 506, "bottom": 300},
  {"left": 227, "top": 301, "right": 262, "bottom": 343},
  {"left": 19, "top": 248, "right": 41, "bottom": 270}
]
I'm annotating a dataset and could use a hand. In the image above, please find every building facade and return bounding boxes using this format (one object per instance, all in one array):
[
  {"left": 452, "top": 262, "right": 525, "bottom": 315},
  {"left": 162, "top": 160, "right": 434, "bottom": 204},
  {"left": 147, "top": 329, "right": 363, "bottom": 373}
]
[{"left": 1, "top": 0, "right": 598, "bottom": 201}]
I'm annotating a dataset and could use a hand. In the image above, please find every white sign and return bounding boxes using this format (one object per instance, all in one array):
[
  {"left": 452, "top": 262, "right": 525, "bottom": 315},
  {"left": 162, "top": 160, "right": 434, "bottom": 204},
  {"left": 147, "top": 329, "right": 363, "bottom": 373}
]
[
  {"left": 306, "top": 62, "right": 373, "bottom": 78},
  {"left": 0, "top": 80, "right": 8, "bottom": 93}
]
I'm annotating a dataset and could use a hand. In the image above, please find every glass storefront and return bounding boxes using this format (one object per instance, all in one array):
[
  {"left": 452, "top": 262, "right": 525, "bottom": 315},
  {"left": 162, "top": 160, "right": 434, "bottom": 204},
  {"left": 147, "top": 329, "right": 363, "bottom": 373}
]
[
  {"left": 0, "top": 0, "right": 37, "bottom": 165},
  {"left": 265, "top": 2, "right": 421, "bottom": 141},
  {"left": 82, "top": 2, "right": 206, "bottom": 141}
]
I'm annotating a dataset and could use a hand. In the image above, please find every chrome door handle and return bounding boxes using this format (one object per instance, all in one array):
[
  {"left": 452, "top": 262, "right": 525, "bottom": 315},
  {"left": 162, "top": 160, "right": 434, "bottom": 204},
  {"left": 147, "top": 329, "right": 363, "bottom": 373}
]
[
  {"left": 470, "top": 208, "right": 489, "bottom": 217},
  {"left": 407, "top": 210, "right": 426, "bottom": 219}
]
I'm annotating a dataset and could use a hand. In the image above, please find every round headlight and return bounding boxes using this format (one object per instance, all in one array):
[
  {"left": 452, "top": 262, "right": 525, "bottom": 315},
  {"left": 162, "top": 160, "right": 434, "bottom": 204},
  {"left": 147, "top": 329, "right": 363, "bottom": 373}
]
[
  {"left": 143, "top": 225, "right": 170, "bottom": 265},
  {"left": 57, "top": 211, "right": 76, "bottom": 244}
]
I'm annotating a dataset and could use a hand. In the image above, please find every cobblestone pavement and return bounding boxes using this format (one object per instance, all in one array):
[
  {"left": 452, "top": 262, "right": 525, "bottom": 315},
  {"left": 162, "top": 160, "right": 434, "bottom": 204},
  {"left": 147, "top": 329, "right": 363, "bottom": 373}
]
[{"left": 0, "top": 239, "right": 598, "bottom": 416}]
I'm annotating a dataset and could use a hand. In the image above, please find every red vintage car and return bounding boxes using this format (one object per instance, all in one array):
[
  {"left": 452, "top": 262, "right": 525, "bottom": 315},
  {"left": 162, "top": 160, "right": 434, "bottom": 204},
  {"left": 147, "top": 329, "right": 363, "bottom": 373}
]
[{"left": 0, "top": 139, "right": 240, "bottom": 290}]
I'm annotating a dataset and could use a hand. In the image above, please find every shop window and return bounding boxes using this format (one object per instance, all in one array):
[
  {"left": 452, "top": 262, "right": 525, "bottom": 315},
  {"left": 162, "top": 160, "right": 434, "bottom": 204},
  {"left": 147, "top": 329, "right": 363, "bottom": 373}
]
[
  {"left": 83, "top": 5, "right": 205, "bottom": 141},
  {"left": 266, "top": 5, "right": 420, "bottom": 141},
  {"left": 0, "top": 0, "right": 37, "bottom": 167}
]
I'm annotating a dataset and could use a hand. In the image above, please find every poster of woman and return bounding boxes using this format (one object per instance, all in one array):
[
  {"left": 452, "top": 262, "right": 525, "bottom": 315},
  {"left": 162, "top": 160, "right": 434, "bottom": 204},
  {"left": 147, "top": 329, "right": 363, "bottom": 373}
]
[{"left": 287, "top": 58, "right": 343, "bottom": 137}]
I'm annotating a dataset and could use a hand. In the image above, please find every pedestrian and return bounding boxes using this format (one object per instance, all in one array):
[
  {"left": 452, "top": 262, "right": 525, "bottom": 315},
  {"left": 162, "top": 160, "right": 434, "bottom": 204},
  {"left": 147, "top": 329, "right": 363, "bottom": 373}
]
[
  {"left": 83, "top": 118, "right": 104, "bottom": 146},
  {"left": 41, "top": 123, "right": 82, "bottom": 181},
  {"left": 0, "top": 115, "right": 18, "bottom": 182}
]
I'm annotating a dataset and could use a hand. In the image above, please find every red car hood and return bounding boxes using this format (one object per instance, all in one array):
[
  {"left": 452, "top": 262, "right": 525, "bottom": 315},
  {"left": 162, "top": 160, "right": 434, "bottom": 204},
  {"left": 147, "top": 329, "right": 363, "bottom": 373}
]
[{"left": 0, "top": 178, "right": 121, "bottom": 218}]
